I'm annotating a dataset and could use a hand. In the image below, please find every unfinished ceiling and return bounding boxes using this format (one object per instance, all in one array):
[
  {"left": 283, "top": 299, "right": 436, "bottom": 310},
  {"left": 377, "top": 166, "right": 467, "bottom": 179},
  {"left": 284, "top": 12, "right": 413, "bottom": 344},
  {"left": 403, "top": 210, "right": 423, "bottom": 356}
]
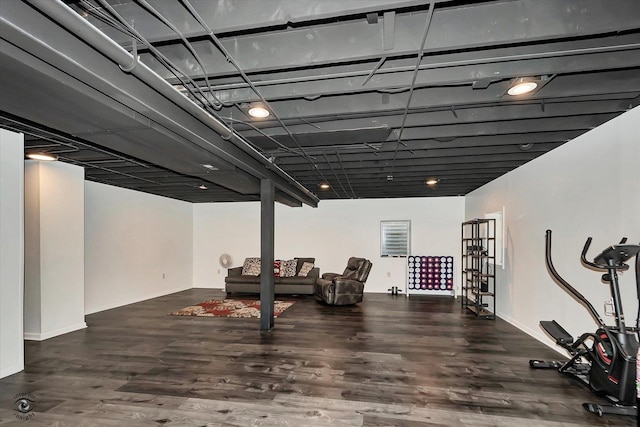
[{"left": 2, "top": 0, "right": 639, "bottom": 204}]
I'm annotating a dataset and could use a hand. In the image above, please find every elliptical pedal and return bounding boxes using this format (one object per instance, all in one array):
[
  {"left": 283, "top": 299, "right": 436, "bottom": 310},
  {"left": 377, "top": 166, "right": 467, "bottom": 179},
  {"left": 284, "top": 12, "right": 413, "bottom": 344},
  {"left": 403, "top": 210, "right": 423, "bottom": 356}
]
[
  {"left": 530, "top": 321, "right": 577, "bottom": 370},
  {"left": 529, "top": 359, "right": 562, "bottom": 369},
  {"left": 540, "top": 320, "right": 574, "bottom": 346}
]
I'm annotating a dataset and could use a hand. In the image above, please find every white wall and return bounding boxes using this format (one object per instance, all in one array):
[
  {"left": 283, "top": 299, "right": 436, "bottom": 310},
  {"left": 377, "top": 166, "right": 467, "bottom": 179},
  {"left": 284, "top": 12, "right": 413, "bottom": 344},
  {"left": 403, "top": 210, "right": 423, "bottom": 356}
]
[
  {"left": 193, "top": 197, "right": 465, "bottom": 293},
  {"left": 84, "top": 181, "right": 193, "bottom": 314},
  {"left": 0, "top": 130, "right": 24, "bottom": 378},
  {"left": 465, "top": 106, "right": 640, "bottom": 349},
  {"left": 24, "top": 160, "right": 86, "bottom": 341}
]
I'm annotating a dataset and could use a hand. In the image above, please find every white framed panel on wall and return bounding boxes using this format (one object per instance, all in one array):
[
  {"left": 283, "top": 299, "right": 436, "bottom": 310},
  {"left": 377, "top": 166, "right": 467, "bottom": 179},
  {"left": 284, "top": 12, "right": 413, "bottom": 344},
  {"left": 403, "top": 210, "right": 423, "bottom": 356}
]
[
  {"left": 484, "top": 207, "right": 505, "bottom": 268},
  {"left": 380, "top": 220, "right": 411, "bottom": 257}
]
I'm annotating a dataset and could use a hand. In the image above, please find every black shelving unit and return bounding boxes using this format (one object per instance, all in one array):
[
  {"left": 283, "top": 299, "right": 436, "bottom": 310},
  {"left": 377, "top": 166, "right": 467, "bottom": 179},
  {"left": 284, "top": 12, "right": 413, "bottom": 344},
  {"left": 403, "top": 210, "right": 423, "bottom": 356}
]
[{"left": 461, "top": 218, "right": 496, "bottom": 319}]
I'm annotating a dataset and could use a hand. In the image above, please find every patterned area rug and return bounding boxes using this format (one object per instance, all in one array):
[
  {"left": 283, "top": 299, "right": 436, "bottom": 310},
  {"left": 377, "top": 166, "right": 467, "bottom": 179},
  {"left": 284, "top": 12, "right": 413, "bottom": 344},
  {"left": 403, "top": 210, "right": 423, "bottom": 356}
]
[{"left": 170, "top": 299, "right": 294, "bottom": 318}]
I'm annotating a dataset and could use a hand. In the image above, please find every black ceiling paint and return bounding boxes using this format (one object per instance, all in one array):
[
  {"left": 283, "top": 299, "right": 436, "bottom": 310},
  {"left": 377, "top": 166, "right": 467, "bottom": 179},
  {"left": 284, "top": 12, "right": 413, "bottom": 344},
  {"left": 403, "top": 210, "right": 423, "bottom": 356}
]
[{"left": 2, "top": 0, "right": 639, "bottom": 203}]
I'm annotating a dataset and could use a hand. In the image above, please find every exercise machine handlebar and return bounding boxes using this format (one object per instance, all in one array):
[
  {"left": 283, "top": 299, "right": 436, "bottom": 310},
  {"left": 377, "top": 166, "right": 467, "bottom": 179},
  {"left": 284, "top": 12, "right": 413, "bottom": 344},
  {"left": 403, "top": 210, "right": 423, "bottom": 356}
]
[
  {"left": 545, "top": 230, "right": 606, "bottom": 327},
  {"left": 580, "top": 237, "right": 597, "bottom": 269},
  {"left": 582, "top": 236, "right": 640, "bottom": 271}
]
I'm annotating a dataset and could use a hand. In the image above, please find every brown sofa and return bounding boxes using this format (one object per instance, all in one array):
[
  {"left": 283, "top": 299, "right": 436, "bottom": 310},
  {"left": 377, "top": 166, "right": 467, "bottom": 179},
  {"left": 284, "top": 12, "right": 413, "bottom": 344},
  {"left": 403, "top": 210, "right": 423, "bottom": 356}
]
[{"left": 225, "top": 257, "right": 319, "bottom": 295}]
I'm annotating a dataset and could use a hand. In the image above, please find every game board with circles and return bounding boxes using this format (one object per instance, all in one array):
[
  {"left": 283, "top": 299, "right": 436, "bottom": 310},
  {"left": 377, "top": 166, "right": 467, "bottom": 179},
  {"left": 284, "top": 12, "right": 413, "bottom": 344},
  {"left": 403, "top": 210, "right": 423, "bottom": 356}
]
[{"left": 407, "top": 255, "right": 454, "bottom": 295}]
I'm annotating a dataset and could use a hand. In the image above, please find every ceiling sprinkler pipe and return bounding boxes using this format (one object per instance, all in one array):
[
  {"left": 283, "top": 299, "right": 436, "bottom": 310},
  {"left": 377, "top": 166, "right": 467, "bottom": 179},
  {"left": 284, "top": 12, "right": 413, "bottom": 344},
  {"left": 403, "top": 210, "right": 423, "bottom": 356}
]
[{"left": 24, "top": 0, "right": 319, "bottom": 206}]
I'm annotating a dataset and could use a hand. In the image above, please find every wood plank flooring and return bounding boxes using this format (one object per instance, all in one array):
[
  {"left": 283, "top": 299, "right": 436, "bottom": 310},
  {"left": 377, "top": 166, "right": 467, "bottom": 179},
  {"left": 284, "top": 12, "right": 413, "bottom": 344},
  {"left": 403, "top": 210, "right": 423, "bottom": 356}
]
[{"left": 0, "top": 289, "right": 636, "bottom": 426}]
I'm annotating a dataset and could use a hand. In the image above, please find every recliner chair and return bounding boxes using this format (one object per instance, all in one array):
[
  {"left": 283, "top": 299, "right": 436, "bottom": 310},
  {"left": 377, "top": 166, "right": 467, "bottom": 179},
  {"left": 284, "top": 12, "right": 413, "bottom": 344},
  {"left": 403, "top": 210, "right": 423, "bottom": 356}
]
[{"left": 314, "top": 257, "right": 372, "bottom": 305}]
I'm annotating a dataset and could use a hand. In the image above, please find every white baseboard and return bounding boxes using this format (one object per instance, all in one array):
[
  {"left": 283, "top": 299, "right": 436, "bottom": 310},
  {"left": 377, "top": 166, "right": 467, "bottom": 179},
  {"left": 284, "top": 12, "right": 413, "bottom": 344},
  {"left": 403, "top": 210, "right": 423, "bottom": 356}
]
[
  {"left": 85, "top": 284, "right": 192, "bottom": 315},
  {"left": 192, "top": 283, "right": 224, "bottom": 289},
  {"left": 0, "top": 363, "right": 25, "bottom": 379},
  {"left": 24, "top": 321, "right": 87, "bottom": 341},
  {"left": 497, "top": 312, "right": 567, "bottom": 357}
]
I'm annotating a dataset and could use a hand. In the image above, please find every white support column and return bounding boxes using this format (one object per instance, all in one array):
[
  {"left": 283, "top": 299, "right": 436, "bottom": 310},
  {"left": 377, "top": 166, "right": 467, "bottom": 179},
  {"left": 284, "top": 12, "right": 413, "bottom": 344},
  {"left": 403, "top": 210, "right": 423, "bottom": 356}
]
[
  {"left": 0, "top": 129, "right": 25, "bottom": 378},
  {"left": 24, "top": 160, "right": 86, "bottom": 340}
]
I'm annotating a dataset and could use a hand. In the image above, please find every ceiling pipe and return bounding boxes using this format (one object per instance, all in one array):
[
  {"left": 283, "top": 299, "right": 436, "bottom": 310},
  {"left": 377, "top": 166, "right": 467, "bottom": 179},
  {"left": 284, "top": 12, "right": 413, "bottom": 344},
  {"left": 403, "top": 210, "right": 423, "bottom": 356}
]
[
  {"left": 179, "top": 0, "right": 331, "bottom": 185},
  {"left": 81, "top": 0, "right": 226, "bottom": 117},
  {"left": 196, "top": 42, "right": 640, "bottom": 104},
  {"left": 322, "top": 152, "right": 349, "bottom": 198},
  {"left": 335, "top": 151, "right": 357, "bottom": 199},
  {"left": 361, "top": 56, "right": 387, "bottom": 86},
  {"left": 390, "top": 0, "right": 435, "bottom": 175},
  {"left": 132, "top": 0, "right": 223, "bottom": 110},
  {"left": 91, "top": 0, "right": 315, "bottom": 193},
  {"left": 24, "top": 0, "right": 319, "bottom": 207},
  {"left": 223, "top": 116, "right": 300, "bottom": 156}
]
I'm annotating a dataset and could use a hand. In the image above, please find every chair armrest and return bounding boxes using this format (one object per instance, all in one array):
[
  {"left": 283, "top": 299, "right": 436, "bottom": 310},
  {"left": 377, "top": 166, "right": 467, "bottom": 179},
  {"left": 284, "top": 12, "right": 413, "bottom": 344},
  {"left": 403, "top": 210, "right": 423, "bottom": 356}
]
[
  {"left": 333, "top": 277, "right": 365, "bottom": 293},
  {"left": 322, "top": 272, "right": 340, "bottom": 280},
  {"left": 227, "top": 266, "right": 243, "bottom": 277}
]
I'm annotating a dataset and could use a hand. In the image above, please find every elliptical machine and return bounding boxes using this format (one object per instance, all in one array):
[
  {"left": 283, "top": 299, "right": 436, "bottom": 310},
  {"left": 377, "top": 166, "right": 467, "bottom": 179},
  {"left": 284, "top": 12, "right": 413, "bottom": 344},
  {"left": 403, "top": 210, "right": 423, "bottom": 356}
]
[{"left": 529, "top": 230, "right": 640, "bottom": 417}]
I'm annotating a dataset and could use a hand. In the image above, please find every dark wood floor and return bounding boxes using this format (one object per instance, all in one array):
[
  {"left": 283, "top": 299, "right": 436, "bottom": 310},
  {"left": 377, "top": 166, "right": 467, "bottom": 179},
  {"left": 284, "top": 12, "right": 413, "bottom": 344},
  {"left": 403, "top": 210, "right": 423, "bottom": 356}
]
[{"left": 0, "top": 289, "right": 635, "bottom": 426}]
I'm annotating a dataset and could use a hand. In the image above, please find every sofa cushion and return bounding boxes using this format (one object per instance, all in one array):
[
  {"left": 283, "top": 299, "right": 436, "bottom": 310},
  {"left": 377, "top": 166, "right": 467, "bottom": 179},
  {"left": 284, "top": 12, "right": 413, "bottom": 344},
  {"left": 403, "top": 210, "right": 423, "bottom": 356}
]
[
  {"left": 225, "top": 275, "right": 261, "bottom": 284},
  {"left": 281, "top": 259, "right": 297, "bottom": 277},
  {"left": 241, "top": 257, "right": 261, "bottom": 276},
  {"left": 299, "top": 262, "right": 314, "bottom": 277},
  {"left": 278, "top": 275, "right": 316, "bottom": 286},
  {"left": 295, "top": 257, "right": 316, "bottom": 275}
]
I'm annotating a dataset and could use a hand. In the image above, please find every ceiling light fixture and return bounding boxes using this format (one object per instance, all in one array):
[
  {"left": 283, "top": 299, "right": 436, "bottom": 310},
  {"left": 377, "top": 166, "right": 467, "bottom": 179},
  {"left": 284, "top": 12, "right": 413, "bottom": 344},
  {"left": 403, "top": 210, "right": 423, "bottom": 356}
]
[
  {"left": 425, "top": 178, "right": 439, "bottom": 186},
  {"left": 198, "top": 185, "right": 208, "bottom": 190},
  {"left": 248, "top": 105, "right": 270, "bottom": 118},
  {"left": 202, "top": 164, "right": 219, "bottom": 171},
  {"left": 319, "top": 182, "right": 330, "bottom": 190},
  {"left": 26, "top": 152, "right": 58, "bottom": 161},
  {"left": 507, "top": 78, "right": 538, "bottom": 96}
]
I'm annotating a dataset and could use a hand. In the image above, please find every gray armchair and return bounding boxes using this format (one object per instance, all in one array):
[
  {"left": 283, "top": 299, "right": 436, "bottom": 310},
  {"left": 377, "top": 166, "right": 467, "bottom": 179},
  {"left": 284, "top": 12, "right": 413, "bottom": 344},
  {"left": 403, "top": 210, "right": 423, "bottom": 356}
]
[{"left": 314, "top": 257, "right": 372, "bottom": 305}]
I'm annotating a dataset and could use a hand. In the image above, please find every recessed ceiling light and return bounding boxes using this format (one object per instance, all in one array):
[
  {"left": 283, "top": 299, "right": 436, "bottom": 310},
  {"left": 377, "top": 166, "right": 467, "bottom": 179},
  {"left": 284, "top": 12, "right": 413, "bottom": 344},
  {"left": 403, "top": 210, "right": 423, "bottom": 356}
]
[
  {"left": 425, "top": 178, "right": 439, "bottom": 186},
  {"left": 198, "top": 185, "right": 208, "bottom": 190},
  {"left": 248, "top": 106, "right": 270, "bottom": 118},
  {"left": 202, "top": 164, "right": 218, "bottom": 170},
  {"left": 26, "top": 152, "right": 58, "bottom": 161},
  {"left": 319, "top": 182, "right": 330, "bottom": 190},
  {"left": 507, "top": 80, "right": 538, "bottom": 96}
]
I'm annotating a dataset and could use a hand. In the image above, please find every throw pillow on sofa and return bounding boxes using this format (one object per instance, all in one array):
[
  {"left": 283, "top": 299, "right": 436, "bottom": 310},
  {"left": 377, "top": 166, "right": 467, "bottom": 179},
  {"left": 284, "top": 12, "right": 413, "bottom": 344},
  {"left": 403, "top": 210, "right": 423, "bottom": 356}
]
[
  {"left": 299, "top": 262, "right": 314, "bottom": 277},
  {"left": 273, "top": 260, "right": 282, "bottom": 278},
  {"left": 281, "top": 259, "right": 297, "bottom": 277},
  {"left": 241, "top": 257, "right": 261, "bottom": 276}
]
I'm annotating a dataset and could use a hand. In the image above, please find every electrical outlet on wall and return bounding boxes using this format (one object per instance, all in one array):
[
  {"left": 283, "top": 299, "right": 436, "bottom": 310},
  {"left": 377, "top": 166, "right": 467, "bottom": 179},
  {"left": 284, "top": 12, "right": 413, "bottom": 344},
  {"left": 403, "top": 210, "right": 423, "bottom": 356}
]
[{"left": 604, "top": 299, "right": 614, "bottom": 316}]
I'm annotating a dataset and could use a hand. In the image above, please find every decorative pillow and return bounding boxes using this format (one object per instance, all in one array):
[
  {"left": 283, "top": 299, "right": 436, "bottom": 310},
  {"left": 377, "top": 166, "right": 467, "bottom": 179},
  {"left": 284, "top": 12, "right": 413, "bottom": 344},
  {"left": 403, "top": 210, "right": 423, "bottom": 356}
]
[
  {"left": 273, "top": 260, "right": 282, "bottom": 278},
  {"left": 298, "top": 262, "right": 314, "bottom": 277},
  {"left": 295, "top": 258, "right": 316, "bottom": 275},
  {"left": 281, "top": 259, "right": 297, "bottom": 277},
  {"left": 241, "top": 257, "right": 261, "bottom": 276}
]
